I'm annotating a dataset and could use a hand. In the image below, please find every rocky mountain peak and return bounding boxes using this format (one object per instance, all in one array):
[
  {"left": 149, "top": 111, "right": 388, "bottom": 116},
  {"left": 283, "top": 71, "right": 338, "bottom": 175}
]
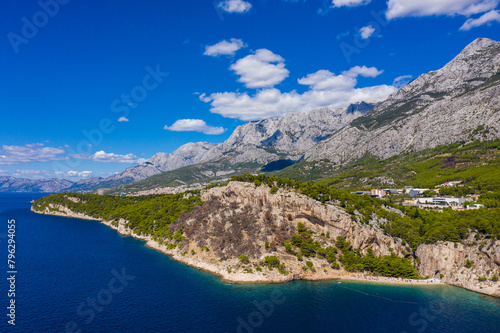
[
  {"left": 461, "top": 37, "right": 498, "bottom": 54},
  {"left": 148, "top": 141, "right": 216, "bottom": 169},
  {"left": 199, "top": 101, "right": 379, "bottom": 166},
  {"left": 346, "top": 101, "right": 378, "bottom": 114},
  {"left": 366, "top": 38, "right": 500, "bottom": 120}
]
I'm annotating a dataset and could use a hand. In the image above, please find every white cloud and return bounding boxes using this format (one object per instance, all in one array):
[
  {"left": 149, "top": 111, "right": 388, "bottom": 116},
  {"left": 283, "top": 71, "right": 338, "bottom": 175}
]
[
  {"left": 460, "top": 9, "right": 500, "bottom": 29},
  {"left": 393, "top": 75, "right": 413, "bottom": 88},
  {"left": 218, "top": 0, "right": 252, "bottom": 13},
  {"left": 118, "top": 117, "right": 129, "bottom": 122},
  {"left": 0, "top": 143, "right": 66, "bottom": 165},
  {"left": 164, "top": 119, "right": 226, "bottom": 135},
  {"left": 201, "top": 66, "right": 395, "bottom": 121},
  {"left": 386, "top": 0, "right": 499, "bottom": 19},
  {"left": 298, "top": 70, "right": 357, "bottom": 91},
  {"left": 360, "top": 25, "right": 376, "bottom": 39},
  {"left": 230, "top": 49, "right": 290, "bottom": 88},
  {"left": 332, "top": 0, "right": 371, "bottom": 7},
  {"left": 93, "top": 151, "right": 145, "bottom": 163},
  {"left": 204, "top": 38, "right": 247, "bottom": 57},
  {"left": 200, "top": 89, "right": 304, "bottom": 120},
  {"left": 73, "top": 151, "right": 145, "bottom": 164}
]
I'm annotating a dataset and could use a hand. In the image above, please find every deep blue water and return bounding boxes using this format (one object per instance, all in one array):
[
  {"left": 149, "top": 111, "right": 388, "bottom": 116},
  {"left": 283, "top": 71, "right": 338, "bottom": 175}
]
[{"left": 0, "top": 193, "right": 499, "bottom": 333}]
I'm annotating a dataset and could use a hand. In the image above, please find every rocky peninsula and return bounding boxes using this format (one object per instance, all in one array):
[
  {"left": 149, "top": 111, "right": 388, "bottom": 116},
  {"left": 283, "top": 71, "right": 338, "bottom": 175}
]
[{"left": 32, "top": 181, "right": 499, "bottom": 297}]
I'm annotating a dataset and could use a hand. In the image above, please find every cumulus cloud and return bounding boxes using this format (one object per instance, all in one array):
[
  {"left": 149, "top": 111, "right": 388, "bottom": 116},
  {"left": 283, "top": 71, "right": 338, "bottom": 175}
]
[
  {"left": 164, "top": 119, "right": 226, "bottom": 135},
  {"left": 342, "top": 65, "right": 384, "bottom": 78},
  {"left": 332, "top": 0, "right": 371, "bottom": 7},
  {"left": 298, "top": 70, "right": 358, "bottom": 91},
  {"left": 460, "top": 9, "right": 500, "bottom": 29},
  {"left": 73, "top": 151, "right": 145, "bottom": 164},
  {"left": 118, "top": 117, "right": 129, "bottom": 122},
  {"left": 230, "top": 49, "right": 289, "bottom": 88},
  {"left": 200, "top": 65, "right": 395, "bottom": 121},
  {"left": 386, "top": 0, "right": 499, "bottom": 19},
  {"left": 0, "top": 143, "right": 66, "bottom": 165},
  {"left": 360, "top": 25, "right": 376, "bottom": 39},
  {"left": 204, "top": 38, "right": 247, "bottom": 57},
  {"left": 218, "top": 0, "right": 252, "bottom": 13}
]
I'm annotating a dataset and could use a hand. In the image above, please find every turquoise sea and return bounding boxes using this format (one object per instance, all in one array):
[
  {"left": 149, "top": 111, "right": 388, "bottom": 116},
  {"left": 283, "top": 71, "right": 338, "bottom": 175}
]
[{"left": 0, "top": 193, "right": 499, "bottom": 333}]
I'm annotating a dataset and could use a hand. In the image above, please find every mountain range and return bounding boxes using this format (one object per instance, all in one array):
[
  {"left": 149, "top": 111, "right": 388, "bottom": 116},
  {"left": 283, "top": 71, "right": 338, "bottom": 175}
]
[{"left": 5, "top": 38, "right": 500, "bottom": 193}]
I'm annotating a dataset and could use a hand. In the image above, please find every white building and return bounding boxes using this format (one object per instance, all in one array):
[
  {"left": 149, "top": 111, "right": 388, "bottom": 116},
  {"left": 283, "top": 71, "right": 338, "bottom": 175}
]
[
  {"left": 418, "top": 197, "right": 467, "bottom": 207},
  {"left": 467, "top": 204, "right": 486, "bottom": 210}
]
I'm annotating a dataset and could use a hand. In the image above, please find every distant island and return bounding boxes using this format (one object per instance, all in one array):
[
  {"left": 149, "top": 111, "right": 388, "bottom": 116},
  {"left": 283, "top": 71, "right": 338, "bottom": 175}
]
[{"left": 32, "top": 174, "right": 500, "bottom": 297}]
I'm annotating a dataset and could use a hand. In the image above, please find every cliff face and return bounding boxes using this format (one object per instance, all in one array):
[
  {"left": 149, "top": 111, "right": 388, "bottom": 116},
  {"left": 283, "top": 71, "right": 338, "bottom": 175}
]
[{"left": 198, "top": 182, "right": 404, "bottom": 258}]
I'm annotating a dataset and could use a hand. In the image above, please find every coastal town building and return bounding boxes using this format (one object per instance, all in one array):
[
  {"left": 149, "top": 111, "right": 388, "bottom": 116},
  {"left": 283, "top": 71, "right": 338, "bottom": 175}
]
[
  {"left": 416, "top": 197, "right": 468, "bottom": 209},
  {"left": 467, "top": 204, "right": 486, "bottom": 210},
  {"left": 437, "top": 180, "right": 463, "bottom": 187},
  {"left": 384, "top": 188, "right": 402, "bottom": 195},
  {"left": 409, "top": 188, "right": 430, "bottom": 197},
  {"left": 370, "top": 189, "right": 385, "bottom": 198}
]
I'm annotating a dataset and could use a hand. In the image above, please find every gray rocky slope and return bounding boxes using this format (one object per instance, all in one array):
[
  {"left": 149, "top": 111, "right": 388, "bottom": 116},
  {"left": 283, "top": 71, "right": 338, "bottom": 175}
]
[
  {"left": 306, "top": 38, "right": 500, "bottom": 163},
  {"left": 0, "top": 176, "right": 73, "bottom": 193},
  {"left": 201, "top": 101, "right": 377, "bottom": 165}
]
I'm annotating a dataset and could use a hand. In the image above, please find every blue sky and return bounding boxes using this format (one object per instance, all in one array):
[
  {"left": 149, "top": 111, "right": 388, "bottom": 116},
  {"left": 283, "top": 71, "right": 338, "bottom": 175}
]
[{"left": 1, "top": 0, "right": 499, "bottom": 180}]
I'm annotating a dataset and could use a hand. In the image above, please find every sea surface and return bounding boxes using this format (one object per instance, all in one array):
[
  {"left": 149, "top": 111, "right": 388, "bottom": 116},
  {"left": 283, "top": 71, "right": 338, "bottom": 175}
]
[{"left": 0, "top": 193, "right": 499, "bottom": 333}]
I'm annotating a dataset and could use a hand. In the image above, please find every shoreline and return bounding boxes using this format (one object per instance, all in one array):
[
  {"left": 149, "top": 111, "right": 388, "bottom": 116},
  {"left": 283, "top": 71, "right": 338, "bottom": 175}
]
[
  {"left": 31, "top": 207, "right": 444, "bottom": 288},
  {"left": 144, "top": 238, "right": 443, "bottom": 287}
]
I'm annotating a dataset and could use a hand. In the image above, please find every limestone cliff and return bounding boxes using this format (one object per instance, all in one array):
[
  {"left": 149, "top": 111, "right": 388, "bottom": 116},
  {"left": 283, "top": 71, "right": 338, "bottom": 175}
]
[{"left": 416, "top": 239, "right": 500, "bottom": 297}]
